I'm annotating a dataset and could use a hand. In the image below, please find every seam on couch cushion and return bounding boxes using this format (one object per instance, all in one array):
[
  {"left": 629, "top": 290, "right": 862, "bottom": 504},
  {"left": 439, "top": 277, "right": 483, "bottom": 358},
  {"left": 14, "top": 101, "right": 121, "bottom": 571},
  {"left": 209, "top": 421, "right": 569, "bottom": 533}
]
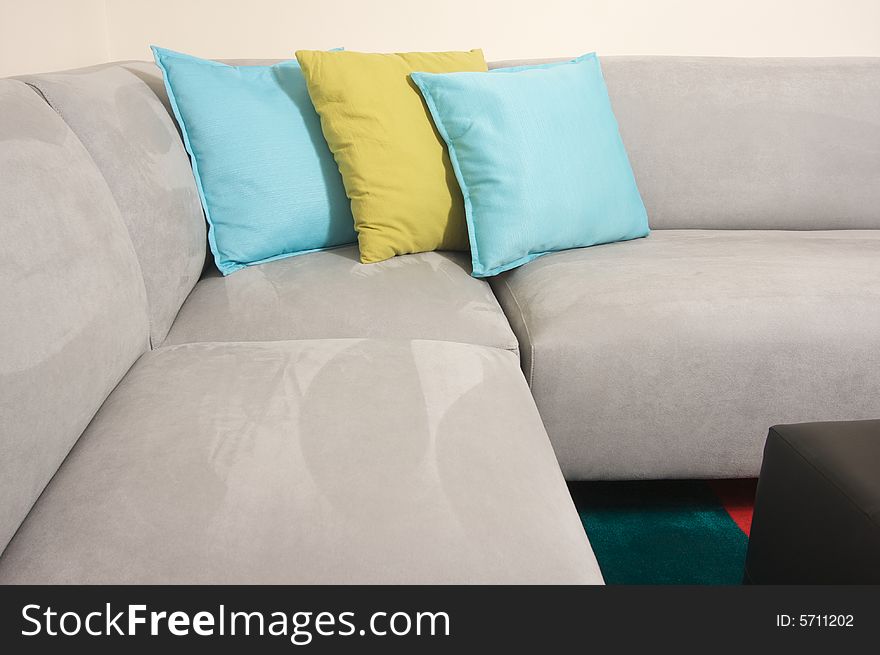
[{"left": 497, "top": 275, "right": 535, "bottom": 386}]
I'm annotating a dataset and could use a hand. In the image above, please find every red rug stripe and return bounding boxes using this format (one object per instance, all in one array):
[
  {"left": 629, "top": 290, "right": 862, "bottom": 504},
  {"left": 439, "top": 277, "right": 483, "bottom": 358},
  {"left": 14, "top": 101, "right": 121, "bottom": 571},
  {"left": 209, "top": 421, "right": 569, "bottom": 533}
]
[{"left": 708, "top": 479, "right": 757, "bottom": 536}]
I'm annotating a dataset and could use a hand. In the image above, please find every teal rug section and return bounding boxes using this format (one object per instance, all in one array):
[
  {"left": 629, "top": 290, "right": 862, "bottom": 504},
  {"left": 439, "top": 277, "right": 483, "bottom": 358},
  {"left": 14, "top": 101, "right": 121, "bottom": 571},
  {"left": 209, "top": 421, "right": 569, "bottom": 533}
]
[{"left": 569, "top": 481, "right": 749, "bottom": 585}]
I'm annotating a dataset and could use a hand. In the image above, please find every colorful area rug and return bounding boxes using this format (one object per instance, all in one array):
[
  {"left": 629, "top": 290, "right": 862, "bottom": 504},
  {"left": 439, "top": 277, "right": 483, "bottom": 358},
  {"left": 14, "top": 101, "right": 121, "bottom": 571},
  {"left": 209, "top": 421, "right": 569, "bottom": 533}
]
[{"left": 569, "top": 479, "right": 757, "bottom": 585}]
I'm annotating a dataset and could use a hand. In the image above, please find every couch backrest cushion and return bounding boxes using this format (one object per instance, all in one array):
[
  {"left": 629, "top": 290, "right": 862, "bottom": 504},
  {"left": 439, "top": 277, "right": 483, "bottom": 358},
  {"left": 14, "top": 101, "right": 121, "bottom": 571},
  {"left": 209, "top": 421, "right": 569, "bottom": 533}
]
[
  {"left": 0, "top": 80, "right": 149, "bottom": 553},
  {"left": 493, "top": 57, "right": 880, "bottom": 230},
  {"left": 21, "top": 65, "right": 207, "bottom": 345}
]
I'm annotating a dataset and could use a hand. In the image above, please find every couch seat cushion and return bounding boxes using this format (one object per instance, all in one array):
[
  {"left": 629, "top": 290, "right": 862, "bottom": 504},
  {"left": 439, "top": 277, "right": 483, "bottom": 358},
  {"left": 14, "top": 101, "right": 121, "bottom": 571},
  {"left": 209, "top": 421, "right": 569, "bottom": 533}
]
[
  {"left": 0, "top": 339, "right": 600, "bottom": 584},
  {"left": 491, "top": 229, "right": 880, "bottom": 479},
  {"left": 163, "top": 246, "right": 519, "bottom": 353}
]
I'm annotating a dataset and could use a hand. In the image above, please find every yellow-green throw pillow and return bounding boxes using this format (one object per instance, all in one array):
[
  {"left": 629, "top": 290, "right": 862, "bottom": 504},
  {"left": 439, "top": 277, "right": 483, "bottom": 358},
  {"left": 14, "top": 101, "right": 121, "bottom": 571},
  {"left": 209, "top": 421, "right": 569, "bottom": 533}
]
[{"left": 296, "top": 49, "right": 487, "bottom": 263}]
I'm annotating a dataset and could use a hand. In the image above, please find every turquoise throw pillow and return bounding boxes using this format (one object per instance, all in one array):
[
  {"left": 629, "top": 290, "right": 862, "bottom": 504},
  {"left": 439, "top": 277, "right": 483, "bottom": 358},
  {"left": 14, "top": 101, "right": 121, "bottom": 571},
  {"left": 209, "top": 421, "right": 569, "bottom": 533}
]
[
  {"left": 412, "top": 54, "right": 649, "bottom": 277},
  {"left": 152, "top": 47, "right": 355, "bottom": 275}
]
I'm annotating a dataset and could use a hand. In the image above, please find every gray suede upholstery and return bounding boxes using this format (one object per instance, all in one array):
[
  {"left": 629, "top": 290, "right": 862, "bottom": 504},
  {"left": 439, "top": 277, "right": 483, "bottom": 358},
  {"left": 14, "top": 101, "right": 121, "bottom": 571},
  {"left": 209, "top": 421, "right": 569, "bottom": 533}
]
[
  {"left": 0, "top": 340, "right": 602, "bottom": 584},
  {"left": 496, "top": 57, "right": 880, "bottom": 231},
  {"left": 164, "top": 245, "right": 519, "bottom": 353},
  {"left": 491, "top": 230, "right": 880, "bottom": 479},
  {"left": 604, "top": 57, "right": 880, "bottom": 230},
  {"left": 0, "top": 80, "right": 149, "bottom": 553},
  {"left": 2, "top": 56, "right": 878, "bottom": 583},
  {"left": 21, "top": 65, "right": 206, "bottom": 345}
]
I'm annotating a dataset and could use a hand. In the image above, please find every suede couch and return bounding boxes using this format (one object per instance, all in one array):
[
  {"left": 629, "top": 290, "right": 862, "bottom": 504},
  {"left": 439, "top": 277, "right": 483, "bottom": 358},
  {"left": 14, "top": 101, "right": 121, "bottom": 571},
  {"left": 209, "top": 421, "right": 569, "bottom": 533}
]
[{"left": 1, "top": 56, "right": 878, "bottom": 584}]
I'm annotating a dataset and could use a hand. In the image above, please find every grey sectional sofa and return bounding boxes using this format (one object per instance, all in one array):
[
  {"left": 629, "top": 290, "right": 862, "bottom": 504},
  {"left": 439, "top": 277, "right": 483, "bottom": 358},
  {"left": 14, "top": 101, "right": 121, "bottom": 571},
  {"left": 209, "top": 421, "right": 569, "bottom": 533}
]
[{"left": 1, "top": 56, "right": 878, "bottom": 584}]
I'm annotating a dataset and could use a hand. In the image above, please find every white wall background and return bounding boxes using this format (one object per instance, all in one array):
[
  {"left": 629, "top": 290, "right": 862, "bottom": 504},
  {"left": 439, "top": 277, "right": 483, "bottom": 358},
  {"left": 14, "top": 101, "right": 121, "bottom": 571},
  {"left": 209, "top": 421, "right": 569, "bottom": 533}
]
[
  {"left": 2, "top": 0, "right": 880, "bottom": 76},
  {"left": 1, "top": 0, "right": 109, "bottom": 76}
]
